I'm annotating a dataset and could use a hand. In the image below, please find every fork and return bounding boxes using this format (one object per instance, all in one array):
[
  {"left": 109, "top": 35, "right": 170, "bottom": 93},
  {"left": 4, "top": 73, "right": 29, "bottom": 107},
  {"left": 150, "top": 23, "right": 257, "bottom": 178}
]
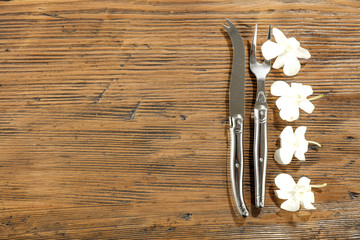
[{"left": 250, "top": 24, "right": 271, "bottom": 208}]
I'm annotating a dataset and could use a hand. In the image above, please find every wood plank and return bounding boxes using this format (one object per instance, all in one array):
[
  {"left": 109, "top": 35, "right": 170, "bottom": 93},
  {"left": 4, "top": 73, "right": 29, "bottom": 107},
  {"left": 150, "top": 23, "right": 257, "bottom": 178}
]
[{"left": 0, "top": 0, "right": 359, "bottom": 239}]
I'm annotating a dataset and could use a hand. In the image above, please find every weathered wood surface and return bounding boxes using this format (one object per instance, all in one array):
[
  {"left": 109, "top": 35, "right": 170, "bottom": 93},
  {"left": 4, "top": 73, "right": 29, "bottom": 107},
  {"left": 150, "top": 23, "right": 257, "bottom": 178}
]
[{"left": 0, "top": 0, "right": 359, "bottom": 239}]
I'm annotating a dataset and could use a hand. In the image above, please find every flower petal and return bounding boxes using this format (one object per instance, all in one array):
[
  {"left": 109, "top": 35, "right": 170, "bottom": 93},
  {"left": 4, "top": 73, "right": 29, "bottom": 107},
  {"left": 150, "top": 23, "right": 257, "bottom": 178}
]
[
  {"left": 299, "top": 99, "right": 315, "bottom": 114},
  {"left": 281, "top": 137, "right": 297, "bottom": 149},
  {"left": 280, "top": 197, "right": 300, "bottom": 212},
  {"left": 287, "top": 37, "right": 300, "bottom": 49},
  {"left": 272, "top": 54, "right": 286, "bottom": 69},
  {"left": 274, "top": 148, "right": 295, "bottom": 165},
  {"left": 301, "top": 192, "right": 316, "bottom": 210},
  {"left": 290, "top": 83, "right": 313, "bottom": 98},
  {"left": 302, "top": 191, "right": 315, "bottom": 202},
  {"left": 280, "top": 126, "right": 294, "bottom": 139},
  {"left": 295, "top": 46, "right": 311, "bottom": 59},
  {"left": 271, "top": 81, "right": 291, "bottom": 97},
  {"left": 302, "top": 201, "right": 316, "bottom": 210},
  {"left": 279, "top": 105, "right": 300, "bottom": 122},
  {"left": 280, "top": 126, "right": 297, "bottom": 149},
  {"left": 294, "top": 126, "right": 307, "bottom": 139},
  {"left": 297, "top": 139, "right": 309, "bottom": 151},
  {"left": 294, "top": 126, "right": 309, "bottom": 160},
  {"left": 261, "top": 40, "right": 285, "bottom": 60},
  {"left": 275, "top": 173, "right": 296, "bottom": 190},
  {"left": 273, "top": 28, "right": 288, "bottom": 46},
  {"left": 301, "top": 85, "right": 313, "bottom": 97},
  {"left": 276, "top": 96, "right": 296, "bottom": 110},
  {"left": 294, "top": 149, "right": 306, "bottom": 161},
  {"left": 297, "top": 176, "right": 311, "bottom": 187},
  {"left": 297, "top": 140, "right": 310, "bottom": 157},
  {"left": 275, "top": 190, "right": 295, "bottom": 200},
  {"left": 283, "top": 52, "right": 301, "bottom": 76},
  {"left": 290, "top": 82, "right": 302, "bottom": 90}
]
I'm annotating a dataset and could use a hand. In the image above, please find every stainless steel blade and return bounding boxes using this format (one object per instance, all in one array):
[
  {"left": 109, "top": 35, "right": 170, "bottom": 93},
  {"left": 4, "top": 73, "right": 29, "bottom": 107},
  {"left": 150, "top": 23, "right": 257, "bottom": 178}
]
[
  {"left": 224, "top": 18, "right": 249, "bottom": 217},
  {"left": 224, "top": 19, "right": 246, "bottom": 118}
]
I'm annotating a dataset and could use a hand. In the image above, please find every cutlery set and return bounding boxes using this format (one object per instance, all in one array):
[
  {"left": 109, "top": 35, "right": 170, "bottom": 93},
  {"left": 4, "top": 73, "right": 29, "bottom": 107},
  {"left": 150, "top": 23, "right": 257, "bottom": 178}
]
[{"left": 223, "top": 19, "right": 271, "bottom": 217}]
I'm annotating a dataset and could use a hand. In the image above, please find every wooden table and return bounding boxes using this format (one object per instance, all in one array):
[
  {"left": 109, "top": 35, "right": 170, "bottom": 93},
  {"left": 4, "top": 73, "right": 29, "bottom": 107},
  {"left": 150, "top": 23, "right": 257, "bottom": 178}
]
[{"left": 0, "top": 0, "right": 359, "bottom": 239}]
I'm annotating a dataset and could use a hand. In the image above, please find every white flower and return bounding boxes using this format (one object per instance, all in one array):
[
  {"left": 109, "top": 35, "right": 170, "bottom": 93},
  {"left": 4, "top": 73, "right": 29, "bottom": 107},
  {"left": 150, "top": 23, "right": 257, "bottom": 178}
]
[
  {"left": 274, "top": 126, "right": 321, "bottom": 165},
  {"left": 275, "top": 173, "right": 326, "bottom": 212},
  {"left": 271, "top": 81, "right": 322, "bottom": 122},
  {"left": 261, "top": 28, "right": 311, "bottom": 76}
]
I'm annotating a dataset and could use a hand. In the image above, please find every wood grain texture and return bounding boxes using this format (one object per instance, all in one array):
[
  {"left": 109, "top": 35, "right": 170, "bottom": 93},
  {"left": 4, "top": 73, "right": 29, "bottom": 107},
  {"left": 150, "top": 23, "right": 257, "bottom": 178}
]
[{"left": 0, "top": 0, "right": 359, "bottom": 239}]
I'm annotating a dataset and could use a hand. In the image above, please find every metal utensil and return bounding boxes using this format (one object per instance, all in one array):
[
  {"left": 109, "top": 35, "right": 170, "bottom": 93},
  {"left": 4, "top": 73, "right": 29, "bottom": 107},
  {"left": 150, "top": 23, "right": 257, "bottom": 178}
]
[
  {"left": 223, "top": 19, "right": 249, "bottom": 217},
  {"left": 249, "top": 24, "right": 271, "bottom": 208}
]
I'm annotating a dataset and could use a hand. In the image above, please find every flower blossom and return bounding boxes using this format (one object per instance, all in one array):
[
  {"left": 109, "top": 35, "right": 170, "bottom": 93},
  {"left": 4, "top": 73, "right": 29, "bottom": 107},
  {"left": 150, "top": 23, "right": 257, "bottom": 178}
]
[
  {"left": 274, "top": 126, "right": 321, "bottom": 165},
  {"left": 275, "top": 173, "right": 326, "bottom": 212},
  {"left": 261, "top": 28, "right": 311, "bottom": 76},
  {"left": 271, "top": 81, "right": 322, "bottom": 122}
]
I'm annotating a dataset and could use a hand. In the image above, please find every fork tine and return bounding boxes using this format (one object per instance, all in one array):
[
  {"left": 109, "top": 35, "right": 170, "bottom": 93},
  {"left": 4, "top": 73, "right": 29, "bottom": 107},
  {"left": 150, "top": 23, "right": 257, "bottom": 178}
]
[
  {"left": 250, "top": 24, "right": 258, "bottom": 64},
  {"left": 225, "top": 18, "right": 232, "bottom": 27},
  {"left": 225, "top": 18, "right": 236, "bottom": 29},
  {"left": 264, "top": 25, "right": 272, "bottom": 66}
]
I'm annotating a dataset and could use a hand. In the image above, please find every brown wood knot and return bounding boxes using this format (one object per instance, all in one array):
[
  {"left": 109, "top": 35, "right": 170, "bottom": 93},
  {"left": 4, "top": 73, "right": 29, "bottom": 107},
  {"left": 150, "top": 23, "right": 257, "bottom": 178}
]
[
  {"left": 348, "top": 191, "right": 359, "bottom": 200},
  {"left": 181, "top": 213, "right": 192, "bottom": 221},
  {"left": 346, "top": 136, "right": 356, "bottom": 141},
  {"left": 167, "top": 227, "right": 176, "bottom": 232}
]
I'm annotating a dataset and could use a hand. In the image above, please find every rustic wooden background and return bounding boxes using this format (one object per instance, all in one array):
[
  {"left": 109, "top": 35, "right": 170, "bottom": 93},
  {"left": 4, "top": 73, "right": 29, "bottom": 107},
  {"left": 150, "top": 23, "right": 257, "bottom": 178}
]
[{"left": 0, "top": 0, "right": 359, "bottom": 239}]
